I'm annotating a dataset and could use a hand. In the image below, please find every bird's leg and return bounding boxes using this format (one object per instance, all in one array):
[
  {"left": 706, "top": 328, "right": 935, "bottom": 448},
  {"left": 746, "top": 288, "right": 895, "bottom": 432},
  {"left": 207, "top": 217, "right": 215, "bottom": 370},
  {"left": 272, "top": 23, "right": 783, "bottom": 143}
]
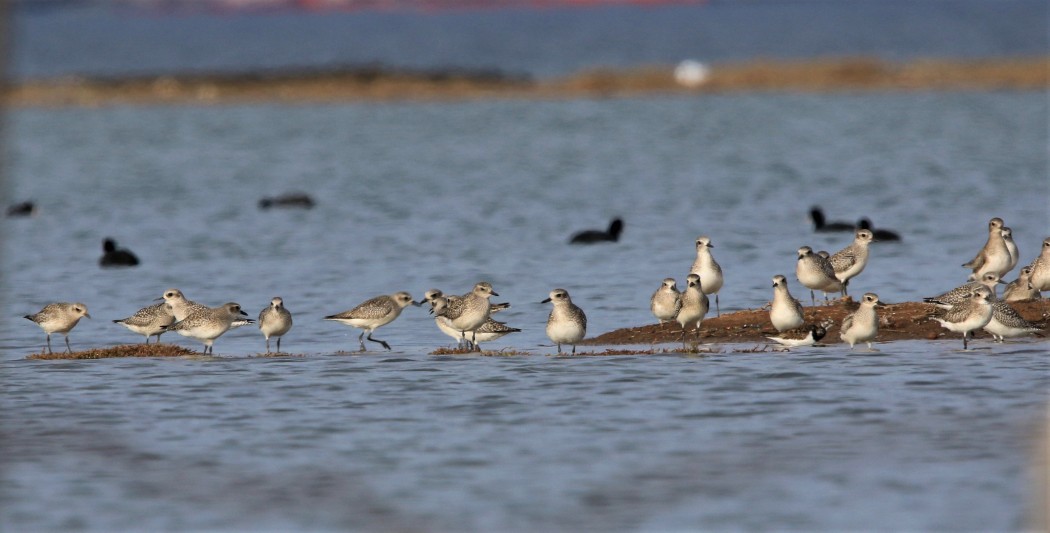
[
  {"left": 266, "top": 338, "right": 271, "bottom": 353},
  {"left": 64, "top": 336, "right": 72, "bottom": 353},
  {"left": 366, "top": 332, "right": 391, "bottom": 351},
  {"left": 358, "top": 331, "right": 367, "bottom": 352},
  {"left": 276, "top": 338, "right": 282, "bottom": 353},
  {"left": 46, "top": 333, "right": 52, "bottom": 354}
]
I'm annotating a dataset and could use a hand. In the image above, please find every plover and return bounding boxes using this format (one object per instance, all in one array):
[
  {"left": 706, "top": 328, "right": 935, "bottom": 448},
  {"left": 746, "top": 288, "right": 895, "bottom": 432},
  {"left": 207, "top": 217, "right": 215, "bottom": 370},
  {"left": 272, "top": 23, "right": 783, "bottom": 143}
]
[
  {"left": 984, "top": 301, "right": 1042, "bottom": 342},
  {"left": 962, "top": 217, "right": 1011, "bottom": 278},
  {"left": 840, "top": 292, "right": 882, "bottom": 349},
  {"left": 923, "top": 272, "right": 1003, "bottom": 308},
  {"left": 569, "top": 218, "right": 624, "bottom": 244},
  {"left": 829, "top": 229, "right": 874, "bottom": 296},
  {"left": 809, "top": 206, "right": 854, "bottom": 233},
  {"left": 651, "top": 278, "right": 682, "bottom": 324},
  {"left": 325, "top": 291, "right": 419, "bottom": 351},
  {"left": 430, "top": 282, "right": 498, "bottom": 350},
  {"left": 542, "top": 288, "right": 587, "bottom": 354},
  {"left": 158, "top": 288, "right": 208, "bottom": 322},
  {"left": 1001, "top": 227, "right": 1019, "bottom": 275},
  {"left": 930, "top": 286, "right": 994, "bottom": 350},
  {"left": 1027, "top": 237, "right": 1050, "bottom": 292},
  {"left": 675, "top": 273, "right": 709, "bottom": 343},
  {"left": 24, "top": 302, "right": 91, "bottom": 354},
  {"left": 99, "top": 238, "right": 140, "bottom": 268},
  {"left": 1003, "top": 266, "right": 1041, "bottom": 302},
  {"left": 258, "top": 297, "right": 293, "bottom": 353},
  {"left": 856, "top": 218, "right": 901, "bottom": 242},
  {"left": 113, "top": 302, "right": 174, "bottom": 344},
  {"left": 424, "top": 289, "right": 517, "bottom": 347},
  {"left": 163, "top": 302, "right": 250, "bottom": 355},
  {"left": 770, "top": 275, "right": 805, "bottom": 332},
  {"left": 766, "top": 321, "right": 831, "bottom": 348},
  {"left": 690, "top": 236, "right": 724, "bottom": 316},
  {"left": 796, "top": 246, "right": 842, "bottom": 305}
]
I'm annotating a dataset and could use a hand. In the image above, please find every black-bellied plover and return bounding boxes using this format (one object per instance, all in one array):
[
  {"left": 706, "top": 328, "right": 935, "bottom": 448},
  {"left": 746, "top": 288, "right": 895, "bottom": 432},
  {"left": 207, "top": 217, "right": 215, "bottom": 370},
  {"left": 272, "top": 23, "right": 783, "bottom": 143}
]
[
  {"left": 650, "top": 277, "right": 681, "bottom": 324},
  {"left": 1027, "top": 237, "right": 1050, "bottom": 292},
  {"left": 930, "top": 286, "right": 994, "bottom": 350},
  {"left": 259, "top": 297, "right": 293, "bottom": 353},
  {"left": 923, "top": 272, "right": 1003, "bottom": 308},
  {"left": 984, "top": 301, "right": 1042, "bottom": 342},
  {"left": 325, "top": 292, "right": 419, "bottom": 351},
  {"left": 158, "top": 288, "right": 208, "bottom": 322},
  {"left": 675, "top": 273, "right": 709, "bottom": 343},
  {"left": 424, "top": 289, "right": 517, "bottom": 348},
  {"left": 856, "top": 218, "right": 901, "bottom": 242},
  {"left": 1003, "top": 266, "right": 1041, "bottom": 302},
  {"left": 164, "top": 302, "right": 252, "bottom": 355},
  {"left": 542, "top": 288, "right": 587, "bottom": 354},
  {"left": 796, "top": 246, "right": 842, "bottom": 305},
  {"left": 430, "top": 282, "right": 498, "bottom": 351},
  {"left": 766, "top": 320, "right": 831, "bottom": 348},
  {"left": 113, "top": 302, "right": 174, "bottom": 344},
  {"left": 569, "top": 218, "right": 624, "bottom": 244},
  {"left": 962, "top": 217, "right": 1011, "bottom": 279},
  {"left": 1001, "top": 227, "right": 1019, "bottom": 274},
  {"left": 769, "top": 275, "right": 805, "bottom": 332},
  {"left": 690, "top": 235, "right": 724, "bottom": 316},
  {"left": 840, "top": 292, "right": 882, "bottom": 349},
  {"left": 24, "top": 302, "right": 91, "bottom": 354},
  {"left": 829, "top": 229, "right": 874, "bottom": 296},
  {"left": 99, "top": 238, "right": 139, "bottom": 268},
  {"left": 809, "top": 206, "right": 854, "bottom": 233}
]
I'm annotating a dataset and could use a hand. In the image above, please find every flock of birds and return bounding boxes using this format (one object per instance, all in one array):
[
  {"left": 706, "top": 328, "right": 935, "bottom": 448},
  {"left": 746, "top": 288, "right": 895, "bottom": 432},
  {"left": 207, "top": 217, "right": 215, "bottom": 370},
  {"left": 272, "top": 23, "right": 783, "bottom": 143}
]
[{"left": 18, "top": 206, "right": 1050, "bottom": 356}]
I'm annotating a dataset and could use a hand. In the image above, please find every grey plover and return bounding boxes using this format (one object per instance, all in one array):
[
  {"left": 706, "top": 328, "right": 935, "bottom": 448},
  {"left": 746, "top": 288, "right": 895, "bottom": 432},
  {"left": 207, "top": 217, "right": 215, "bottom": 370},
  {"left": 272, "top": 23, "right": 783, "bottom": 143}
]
[
  {"left": 769, "top": 275, "right": 805, "bottom": 332},
  {"left": 675, "top": 273, "right": 709, "bottom": 343},
  {"left": 809, "top": 206, "right": 854, "bottom": 233},
  {"left": 930, "top": 286, "right": 994, "bottom": 350},
  {"left": 259, "top": 297, "right": 293, "bottom": 353},
  {"left": 651, "top": 278, "right": 682, "bottom": 324},
  {"left": 690, "top": 236, "right": 724, "bottom": 316},
  {"left": 424, "top": 289, "right": 517, "bottom": 347},
  {"left": 962, "top": 217, "right": 1011, "bottom": 278},
  {"left": 430, "top": 282, "right": 498, "bottom": 350},
  {"left": 24, "top": 302, "right": 91, "bottom": 354},
  {"left": 796, "top": 246, "right": 842, "bottom": 305},
  {"left": 766, "top": 321, "right": 831, "bottom": 348},
  {"left": 542, "top": 288, "right": 587, "bottom": 354},
  {"left": 113, "top": 302, "right": 174, "bottom": 344},
  {"left": 983, "top": 301, "right": 1042, "bottom": 342},
  {"left": 923, "top": 272, "right": 1003, "bottom": 308},
  {"left": 1027, "top": 237, "right": 1050, "bottom": 292},
  {"left": 569, "top": 218, "right": 624, "bottom": 244},
  {"left": 829, "top": 229, "right": 874, "bottom": 296},
  {"left": 856, "top": 218, "right": 901, "bottom": 242},
  {"left": 840, "top": 292, "right": 882, "bottom": 349},
  {"left": 1001, "top": 227, "right": 1019, "bottom": 274},
  {"left": 99, "top": 238, "right": 139, "bottom": 268},
  {"left": 325, "top": 292, "right": 419, "bottom": 351},
  {"left": 1003, "top": 266, "right": 1041, "bottom": 302},
  {"left": 158, "top": 288, "right": 208, "bottom": 321},
  {"left": 164, "top": 302, "right": 251, "bottom": 354}
]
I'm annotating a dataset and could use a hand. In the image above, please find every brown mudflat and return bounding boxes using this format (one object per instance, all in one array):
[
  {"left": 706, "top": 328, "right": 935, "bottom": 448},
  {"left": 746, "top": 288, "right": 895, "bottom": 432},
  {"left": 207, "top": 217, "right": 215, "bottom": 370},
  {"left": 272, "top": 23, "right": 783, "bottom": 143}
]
[
  {"left": 581, "top": 298, "right": 1050, "bottom": 346},
  {"left": 27, "top": 343, "right": 198, "bottom": 360}
]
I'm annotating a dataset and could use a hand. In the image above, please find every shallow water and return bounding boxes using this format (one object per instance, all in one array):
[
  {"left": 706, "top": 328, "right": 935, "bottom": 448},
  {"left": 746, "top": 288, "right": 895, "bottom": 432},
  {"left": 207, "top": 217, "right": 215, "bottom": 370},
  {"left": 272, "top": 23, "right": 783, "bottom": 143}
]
[{"left": 2, "top": 92, "right": 1048, "bottom": 530}]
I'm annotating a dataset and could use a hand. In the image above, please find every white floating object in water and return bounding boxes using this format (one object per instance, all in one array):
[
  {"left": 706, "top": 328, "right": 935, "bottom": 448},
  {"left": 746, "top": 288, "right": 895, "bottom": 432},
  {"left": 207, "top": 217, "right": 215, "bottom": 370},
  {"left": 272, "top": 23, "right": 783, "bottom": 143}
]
[{"left": 674, "top": 60, "right": 710, "bottom": 88}]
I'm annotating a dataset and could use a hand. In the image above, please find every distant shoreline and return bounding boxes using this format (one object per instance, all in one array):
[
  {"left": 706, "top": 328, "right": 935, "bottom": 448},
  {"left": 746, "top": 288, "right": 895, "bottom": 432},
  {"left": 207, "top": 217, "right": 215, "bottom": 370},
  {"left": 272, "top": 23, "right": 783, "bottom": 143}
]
[{"left": 4, "top": 56, "right": 1047, "bottom": 107}]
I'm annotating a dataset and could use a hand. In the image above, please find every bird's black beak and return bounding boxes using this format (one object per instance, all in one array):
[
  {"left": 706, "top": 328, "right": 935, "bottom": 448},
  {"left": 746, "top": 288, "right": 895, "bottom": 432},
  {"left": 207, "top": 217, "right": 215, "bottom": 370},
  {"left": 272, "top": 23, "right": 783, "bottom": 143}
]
[{"left": 541, "top": 298, "right": 551, "bottom": 304}]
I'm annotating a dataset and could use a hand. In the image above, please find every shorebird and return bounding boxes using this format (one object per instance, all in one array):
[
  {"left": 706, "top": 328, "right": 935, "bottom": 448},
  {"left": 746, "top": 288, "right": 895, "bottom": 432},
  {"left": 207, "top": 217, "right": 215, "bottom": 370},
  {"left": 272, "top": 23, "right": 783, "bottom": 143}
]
[
  {"left": 796, "top": 246, "right": 842, "bottom": 305},
  {"left": 542, "top": 288, "right": 587, "bottom": 354},
  {"left": 258, "top": 297, "right": 293, "bottom": 353},
  {"left": 766, "top": 321, "right": 831, "bottom": 348},
  {"left": 856, "top": 218, "right": 901, "bottom": 242},
  {"left": 164, "top": 302, "right": 251, "bottom": 355},
  {"left": 24, "top": 302, "right": 91, "bottom": 354},
  {"left": 675, "top": 273, "right": 709, "bottom": 343},
  {"left": 1003, "top": 266, "right": 1041, "bottom": 302},
  {"left": 1001, "top": 227, "right": 1019, "bottom": 274},
  {"left": 962, "top": 217, "right": 1011, "bottom": 279},
  {"left": 423, "top": 289, "right": 517, "bottom": 348},
  {"left": 690, "top": 235, "right": 724, "bottom": 316},
  {"left": 923, "top": 272, "right": 1004, "bottom": 308},
  {"left": 930, "top": 286, "right": 994, "bottom": 350},
  {"left": 325, "top": 292, "right": 419, "bottom": 351},
  {"left": 651, "top": 277, "right": 682, "bottom": 324},
  {"left": 809, "top": 206, "right": 854, "bottom": 233},
  {"left": 158, "top": 288, "right": 208, "bottom": 322},
  {"left": 99, "top": 238, "right": 140, "bottom": 268},
  {"left": 840, "top": 292, "right": 882, "bottom": 349},
  {"left": 569, "top": 218, "right": 624, "bottom": 244},
  {"left": 113, "top": 302, "right": 174, "bottom": 344},
  {"left": 983, "top": 301, "right": 1042, "bottom": 342},
  {"left": 769, "top": 275, "right": 805, "bottom": 332},
  {"left": 430, "top": 282, "right": 498, "bottom": 350},
  {"left": 829, "top": 229, "right": 874, "bottom": 296},
  {"left": 1027, "top": 237, "right": 1050, "bottom": 292}
]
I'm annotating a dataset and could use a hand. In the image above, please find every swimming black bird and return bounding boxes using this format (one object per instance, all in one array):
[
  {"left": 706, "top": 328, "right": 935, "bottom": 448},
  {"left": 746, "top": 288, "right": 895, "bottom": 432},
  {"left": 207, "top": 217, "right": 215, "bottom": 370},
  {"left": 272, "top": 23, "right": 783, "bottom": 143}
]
[
  {"left": 99, "top": 238, "right": 140, "bottom": 268},
  {"left": 6, "top": 201, "right": 36, "bottom": 217},
  {"left": 569, "top": 218, "right": 624, "bottom": 244},
  {"left": 259, "top": 192, "right": 315, "bottom": 209},
  {"left": 809, "top": 206, "right": 854, "bottom": 233},
  {"left": 857, "top": 218, "right": 901, "bottom": 241}
]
